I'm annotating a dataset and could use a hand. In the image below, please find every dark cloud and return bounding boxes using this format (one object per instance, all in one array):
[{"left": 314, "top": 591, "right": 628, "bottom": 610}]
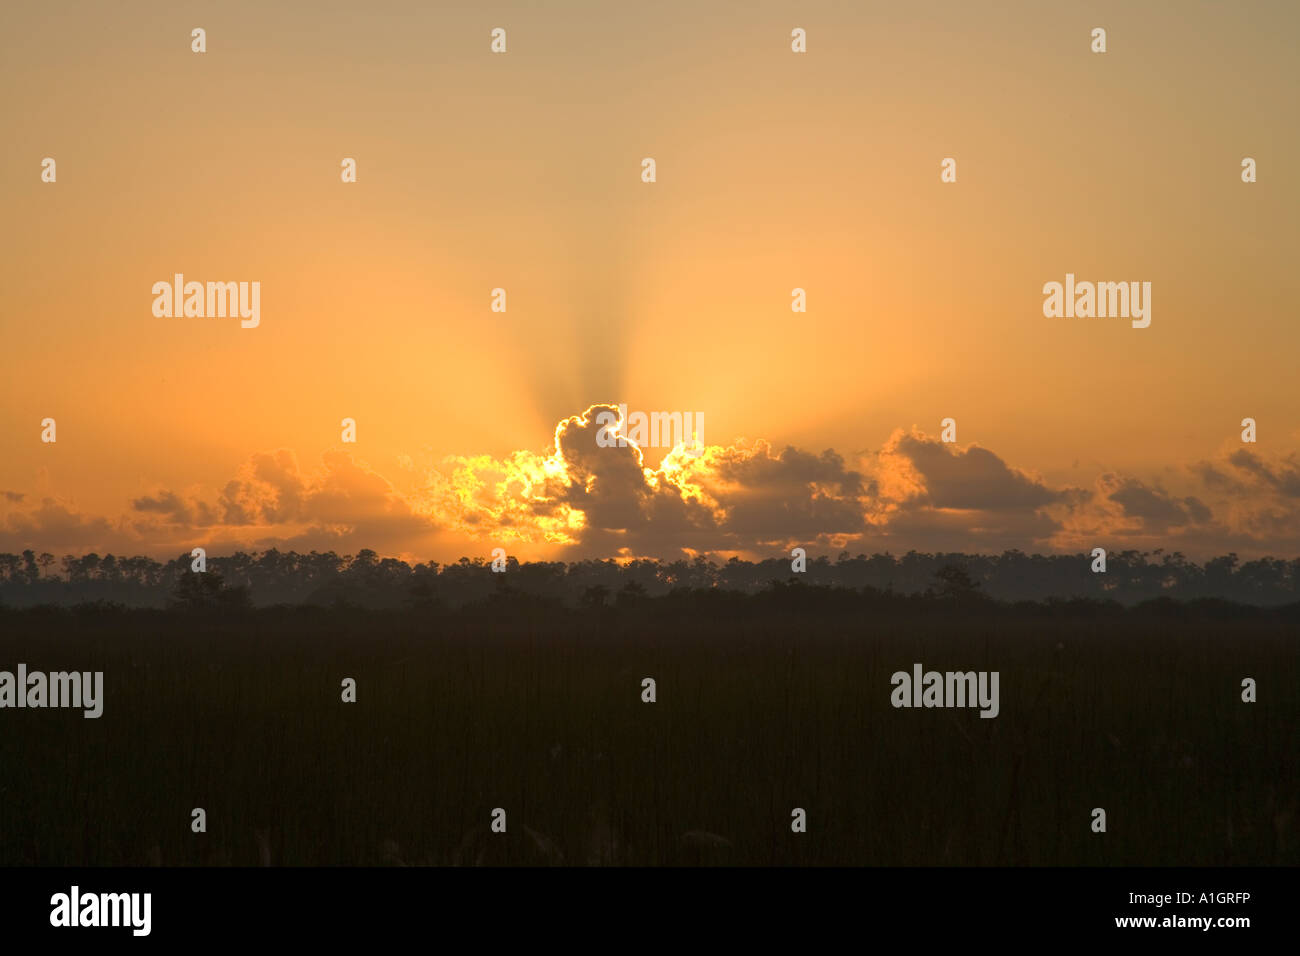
[
  {"left": 1106, "top": 478, "right": 1212, "bottom": 530},
  {"left": 1226, "top": 449, "right": 1300, "bottom": 497},
  {"left": 1188, "top": 460, "right": 1241, "bottom": 493},
  {"left": 132, "top": 490, "right": 198, "bottom": 524},
  {"left": 537, "top": 406, "right": 871, "bottom": 557},
  {"left": 887, "top": 433, "right": 1065, "bottom": 511},
  {"left": 703, "top": 444, "right": 871, "bottom": 538}
]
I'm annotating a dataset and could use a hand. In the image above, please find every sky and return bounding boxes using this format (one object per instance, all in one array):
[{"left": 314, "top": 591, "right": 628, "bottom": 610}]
[{"left": 2, "top": 0, "right": 1298, "bottom": 563}]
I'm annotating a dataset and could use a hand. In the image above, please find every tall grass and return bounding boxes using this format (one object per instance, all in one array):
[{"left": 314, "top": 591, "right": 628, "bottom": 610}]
[{"left": 0, "top": 600, "right": 1294, "bottom": 865}]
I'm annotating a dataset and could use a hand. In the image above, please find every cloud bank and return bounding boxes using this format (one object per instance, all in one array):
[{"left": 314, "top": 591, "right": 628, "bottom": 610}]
[{"left": 4, "top": 405, "right": 1300, "bottom": 560}]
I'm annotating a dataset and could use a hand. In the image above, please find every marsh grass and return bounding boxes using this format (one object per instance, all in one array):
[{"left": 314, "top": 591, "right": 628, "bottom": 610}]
[{"left": 0, "top": 598, "right": 1294, "bottom": 866}]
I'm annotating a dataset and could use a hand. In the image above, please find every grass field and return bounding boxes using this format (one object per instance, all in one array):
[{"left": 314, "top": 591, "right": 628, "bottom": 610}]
[{"left": 0, "top": 595, "right": 1295, "bottom": 866}]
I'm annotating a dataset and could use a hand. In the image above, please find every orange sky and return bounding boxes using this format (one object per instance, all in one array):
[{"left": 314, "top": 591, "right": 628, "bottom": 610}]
[{"left": 2, "top": 1, "right": 1298, "bottom": 562}]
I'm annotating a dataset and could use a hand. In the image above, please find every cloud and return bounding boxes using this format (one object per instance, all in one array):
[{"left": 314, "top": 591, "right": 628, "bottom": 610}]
[
  {"left": 1172, "top": 447, "right": 1300, "bottom": 551},
  {"left": 427, "top": 405, "right": 874, "bottom": 558},
  {"left": 849, "top": 430, "right": 1083, "bottom": 553},
  {"left": 1224, "top": 448, "right": 1300, "bottom": 498},
  {"left": 1046, "top": 445, "right": 1300, "bottom": 555},
  {"left": 881, "top": 431, "right": 1067, "bottom": 511},
  {"left": 1103, "top": 476, "right": 1212, "bottom": 531},
  {"left": 131, "top": 490, "right": 209, "bottom": 526},
  {"left": 125, "top": 449, "right": 437, "bottom": 555},
  {"left": 7, "top": 409, "right": 1300, "bottom": 560},
  {"left": 426, "top": 410, "right": 1087, "bottom": 558},
  {"left": 0, "top": 496, "right": 120, "bottom": 553}
]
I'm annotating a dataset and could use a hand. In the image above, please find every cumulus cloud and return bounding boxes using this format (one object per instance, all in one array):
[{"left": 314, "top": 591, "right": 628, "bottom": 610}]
[
  {"left": 128, "top": 449, "right": 435, "bottom": 554},
  {"left": 6, "top": 408, "right": 1300, "bottom": 560},
  {"left": 425, "top": 411, "right": 1081, "bottom": 558},
  {"left": 1175, "top": 447, "right": 1300, "bottom": 551},
  {"left": 1103, "top": 476, "right": 1212, "bottom": 531},
  {"left": 1224, "top": 449, "right": 1300, "bottom": 498},
  {"left": 0, "top": 496, "right": 121, "bottom": 553},
  {"left": 131, "top": 490, "right": 213, "bottom": 526},
  {"left": 881, "top": 431, "right": 1067, "bottom": 512},
  {"left": 847, "top": 430, "right": 1083, "bottom": 553},
  {"left": 425, "top": 405, "right": 873, "bottom": 558}
]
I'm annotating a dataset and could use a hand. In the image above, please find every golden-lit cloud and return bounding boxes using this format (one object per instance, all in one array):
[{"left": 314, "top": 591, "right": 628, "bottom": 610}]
[
  {"left": 421, "top": 405, "right": 873, "bottom": 558},
  {"left": 5, "top": 410, "right": 1300, "bottom": 561}
]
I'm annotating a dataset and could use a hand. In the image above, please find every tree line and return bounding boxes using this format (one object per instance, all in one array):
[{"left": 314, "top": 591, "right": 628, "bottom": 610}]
[{"left": 1, "top": 548, "right": 1299, "bottom": 609}]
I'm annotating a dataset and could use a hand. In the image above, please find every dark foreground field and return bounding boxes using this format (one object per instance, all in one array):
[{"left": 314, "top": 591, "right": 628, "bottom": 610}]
[{"left": 1, "top": 592, "right": 1295, "bottom": 866}]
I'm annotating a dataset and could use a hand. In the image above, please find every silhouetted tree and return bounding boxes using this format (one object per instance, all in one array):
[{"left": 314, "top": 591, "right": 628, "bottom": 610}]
[
  {"left": 2, "top": 548, "right": 1299, "bottom": 609},
  {"left": 616, "top": 579, "right": 647, "bottom": 608},
  {"left": 169, "top": 572, "right": 251, "bottom": 610},
  {"left": 582, "top": 584, "right": 610, "bottom": 608},
  {"left": 933, "top": 564, "right": 982, "bottom": 600}
]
